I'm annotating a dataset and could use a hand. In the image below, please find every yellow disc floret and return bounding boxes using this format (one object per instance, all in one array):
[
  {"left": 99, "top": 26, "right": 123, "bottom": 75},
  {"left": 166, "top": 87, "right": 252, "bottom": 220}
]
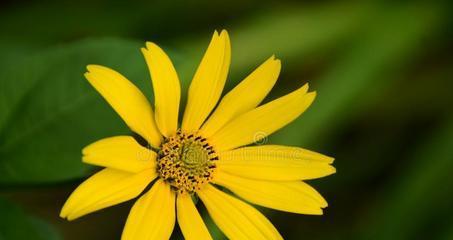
[{"left": 157, "top": 129, "right": 217, "bottom": 193}]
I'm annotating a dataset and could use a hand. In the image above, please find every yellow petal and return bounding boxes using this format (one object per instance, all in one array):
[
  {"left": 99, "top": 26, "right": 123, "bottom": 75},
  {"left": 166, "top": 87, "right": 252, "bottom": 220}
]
[
  {"left": 60, "top": 168, "right": 155, "bottom": 220},
  {"left": 198, "top": 184, "right": 282, "bottom": 240},
  {"left": 122, "top": 180, "right": 175, "bottom": 240},
  {"left": 210, "top": 84, "right": 315, "bottom": 151},
  {"left": 213, "top": 170, "right": 327, "bottom": 215},
  {"left": 200, "top": 56, "right": 281, "bottom": 137},
  {"left": 177, "top": 193, "right": 212, "bottom": 240},
  {"left": 182, "top": 30, "right": 231, "bottom": 132},
  {"left": 82, "top": 136, "right": 157, "bottom": 173},
  {"left": 142, "top": 42, "right": 181, "bottom": 137},
  {"left": 85, "top": 65, "right": 162, "bottom": 147},
  {"left": 217, "top": 145, "right": 335, "bottom": 181}
]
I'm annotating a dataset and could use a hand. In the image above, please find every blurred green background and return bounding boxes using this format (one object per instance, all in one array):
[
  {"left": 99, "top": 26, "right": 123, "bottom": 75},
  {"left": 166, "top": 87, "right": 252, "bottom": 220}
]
[{"left": 0, "top": 0, "right": 452, "bottom": 239}]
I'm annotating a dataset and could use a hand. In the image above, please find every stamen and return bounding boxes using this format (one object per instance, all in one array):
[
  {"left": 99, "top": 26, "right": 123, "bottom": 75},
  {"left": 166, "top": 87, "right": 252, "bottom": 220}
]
[{"left": 157, "top": 130, "right": 217, "bottom": 194}]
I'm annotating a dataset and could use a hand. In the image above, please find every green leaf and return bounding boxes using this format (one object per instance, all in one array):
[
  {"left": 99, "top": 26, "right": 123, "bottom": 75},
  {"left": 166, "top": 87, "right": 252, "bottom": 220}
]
[
  {"left": 0, "top": 198, "right": 61, "bottom": 240},
  {"left": 0, "top": 38, "right": 152, "bottom": 184}
]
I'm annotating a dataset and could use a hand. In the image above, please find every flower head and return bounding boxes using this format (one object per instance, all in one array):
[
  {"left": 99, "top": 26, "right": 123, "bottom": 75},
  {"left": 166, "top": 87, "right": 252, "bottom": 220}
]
[{"left": 60, "top": 30, "right": 335, "bottom": 240}]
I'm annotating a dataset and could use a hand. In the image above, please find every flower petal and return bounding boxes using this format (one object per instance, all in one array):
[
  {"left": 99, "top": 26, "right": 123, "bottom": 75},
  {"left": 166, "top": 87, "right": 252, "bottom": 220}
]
[
  {"left": 85, "top": 65, "right": 162, "bottom": 147},
  {"left": 213, "top": 170, "right": 327, "bottom": 215},
  {"left": 82, "top": 136, "right": 157, "bottom": 173},
  {"left": 198, "top": 184, "right": 282, "bottom": 240},
  {"left": 122, "top": 180, "right": 175, "bottom": 240},
  {"left": 182, "top": 30, "right": 231, "bottom": 132},
  {"left": 177, "top": 193, "right": 212, "bottom": 240},
  {"left": 142, "top": 42, "right": 181, "bottom": 137},
  {"left": 60, "top": 168, "right": 156, "bottom": 220},
  {"left": 210, "top": 84, "right": 315, "bottom": 151},
  {"left": 217, "top": 145, "right": 335, "bottom": 181},
  {"left": 200, "top": 56, "right": 281, "bottom": 137}
]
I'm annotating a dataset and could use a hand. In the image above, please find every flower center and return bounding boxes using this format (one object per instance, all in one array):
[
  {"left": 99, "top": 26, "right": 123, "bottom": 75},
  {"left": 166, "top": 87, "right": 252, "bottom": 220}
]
[{"left": 157, "top": 129, "right": 217, "bottom": 193}]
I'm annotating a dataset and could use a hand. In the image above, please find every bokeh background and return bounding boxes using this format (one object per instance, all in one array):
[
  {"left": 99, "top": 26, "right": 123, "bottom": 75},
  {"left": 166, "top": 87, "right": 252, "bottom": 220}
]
[{"left": 1, "top": 0, "right": 452, "bottom": 239}]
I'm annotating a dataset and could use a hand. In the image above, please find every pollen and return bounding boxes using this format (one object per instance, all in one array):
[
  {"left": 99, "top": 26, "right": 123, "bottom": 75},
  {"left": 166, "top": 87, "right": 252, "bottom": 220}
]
[{"left": 156, "top": 129, "right": 217, "bottom": 194}]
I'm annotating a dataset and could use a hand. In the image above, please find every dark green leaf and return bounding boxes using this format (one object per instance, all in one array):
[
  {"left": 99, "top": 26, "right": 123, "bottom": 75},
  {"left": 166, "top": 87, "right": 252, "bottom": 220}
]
[
  {"left": 0, "top": 198, "right": 61, "bottom": 240},
  {"left": 0, "top": 38, "right": 151, "bottom": 184}
]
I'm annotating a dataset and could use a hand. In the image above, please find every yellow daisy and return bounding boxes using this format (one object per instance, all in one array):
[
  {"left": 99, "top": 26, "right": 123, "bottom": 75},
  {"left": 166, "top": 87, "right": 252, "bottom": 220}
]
[{"left": 60, "top": 30, "right": 335, "bottom": 240}]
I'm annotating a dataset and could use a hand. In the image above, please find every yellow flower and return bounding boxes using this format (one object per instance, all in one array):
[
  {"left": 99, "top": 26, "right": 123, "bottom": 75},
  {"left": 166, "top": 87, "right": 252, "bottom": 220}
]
[{"left": 60, "top": 30, "right": 335, "bottom": 240}]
